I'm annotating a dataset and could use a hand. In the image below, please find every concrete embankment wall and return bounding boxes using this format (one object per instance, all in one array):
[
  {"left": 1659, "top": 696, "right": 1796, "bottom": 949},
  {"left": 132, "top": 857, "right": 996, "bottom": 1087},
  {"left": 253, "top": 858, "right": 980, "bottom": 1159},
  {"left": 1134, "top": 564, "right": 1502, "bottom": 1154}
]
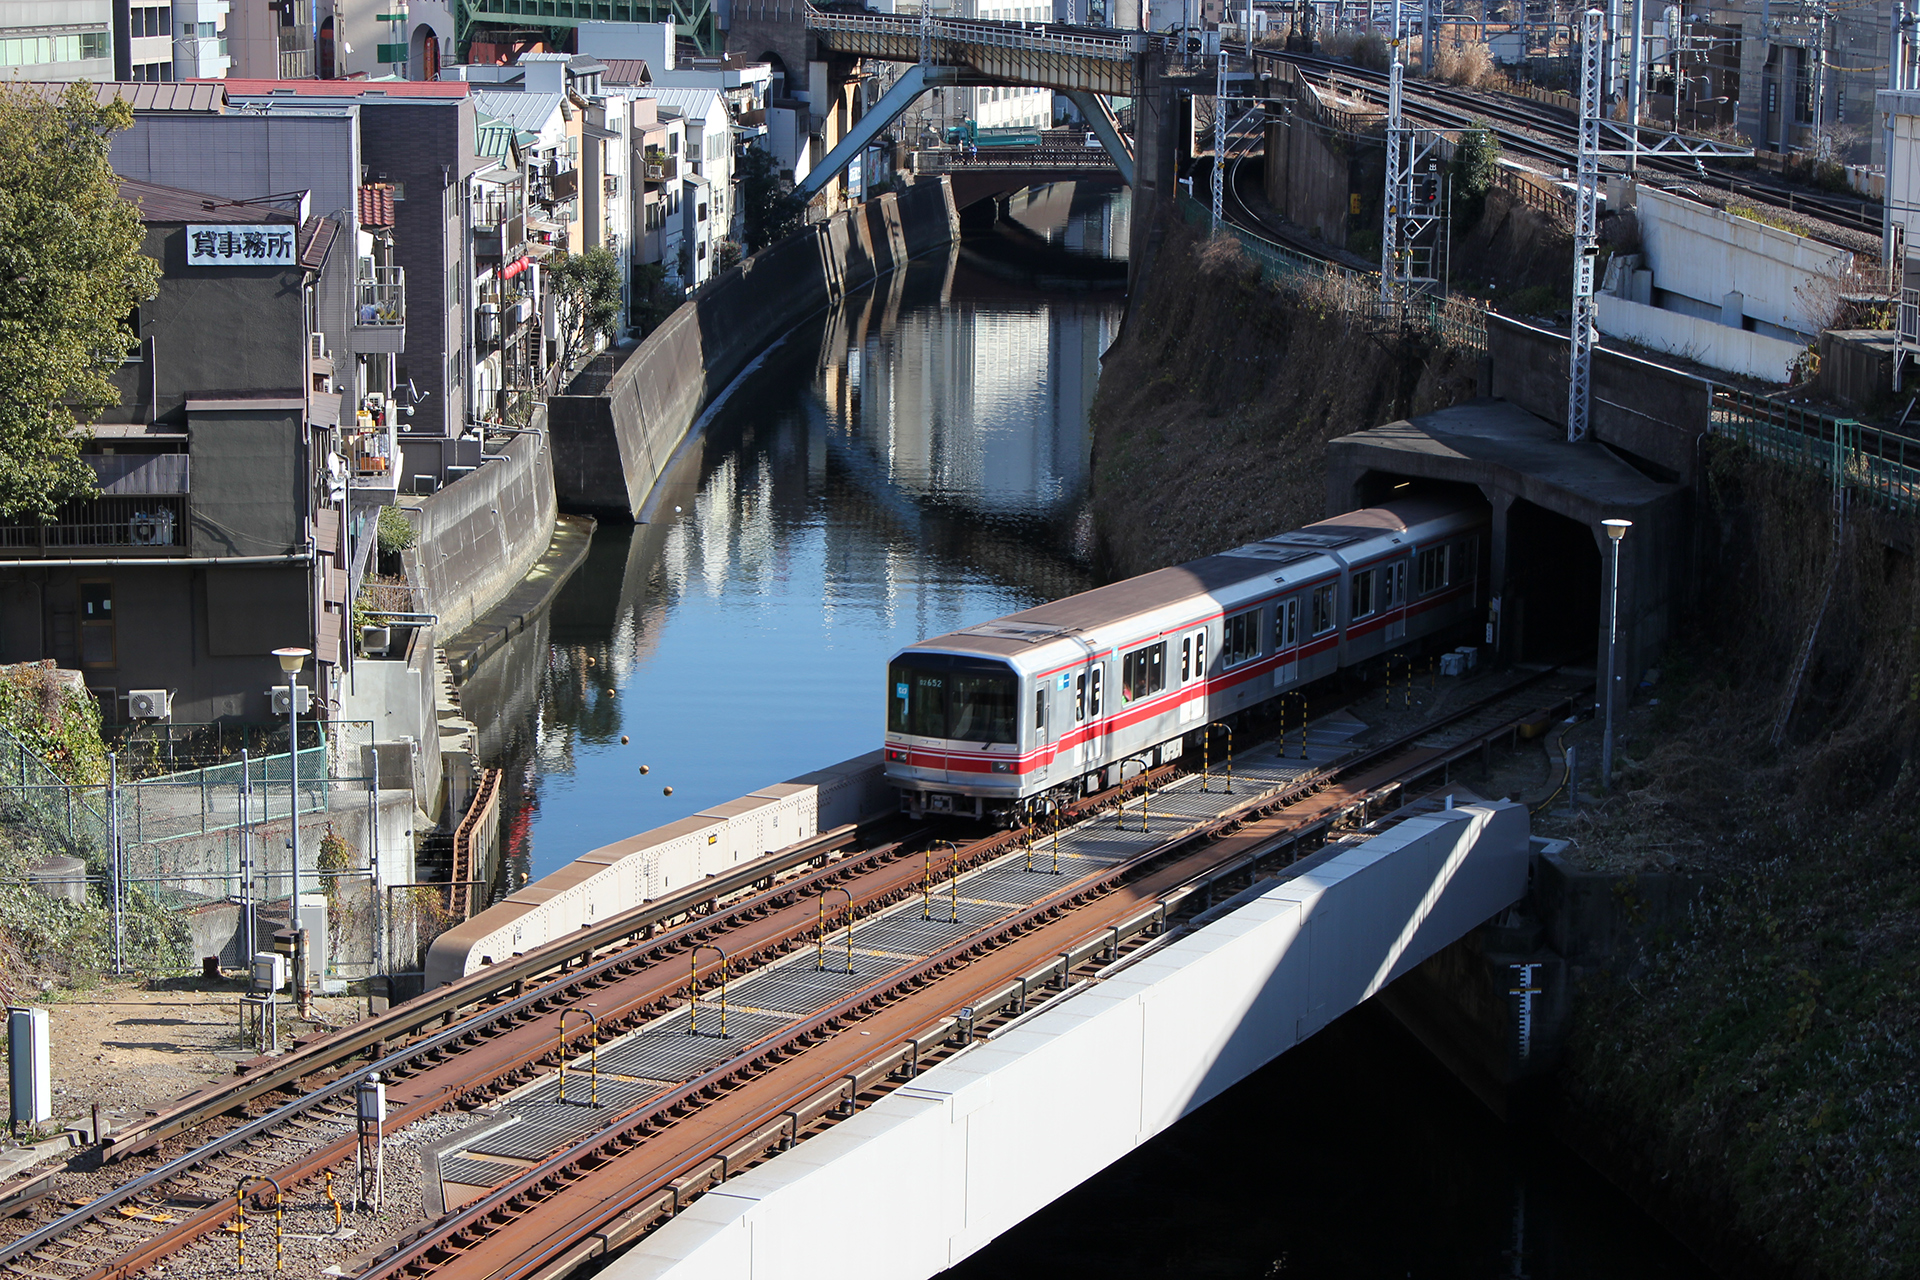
[
  {"left": 422, "top": 752, "right": 896, "bottom": 987},
  {"left": 407, "top": 410, "right": 559, "bottom": 641},
  {"left": 610, "top": 802, "right": 1531, "bottom": 1280},
  {"left": 548, "top": 179, "right": 961, "bottom": 515}
]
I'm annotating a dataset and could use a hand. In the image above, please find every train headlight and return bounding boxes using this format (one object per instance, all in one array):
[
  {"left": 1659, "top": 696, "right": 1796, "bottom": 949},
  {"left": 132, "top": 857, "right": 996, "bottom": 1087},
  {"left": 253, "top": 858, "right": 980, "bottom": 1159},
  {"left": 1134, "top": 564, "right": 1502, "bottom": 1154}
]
[
  {"left": 886, "top": 748, "right": 908, "bottom": 763},
  {"left": 991, "top": 762, "right": 1011, "bottom": 773}
]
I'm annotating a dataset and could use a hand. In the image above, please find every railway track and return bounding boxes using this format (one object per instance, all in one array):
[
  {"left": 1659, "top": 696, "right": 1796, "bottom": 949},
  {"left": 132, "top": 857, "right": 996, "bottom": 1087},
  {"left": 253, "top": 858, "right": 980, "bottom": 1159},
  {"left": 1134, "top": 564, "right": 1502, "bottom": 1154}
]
[
  {"left": 8, "top": 670, "right": 1586, "bottom": 1280},
  {"left": 1256, "top": 49, "right": 1884, "bottom": 248},
  {"left": 341, "top": 669, "right": 1585, "bottom": 1280},
  {"left": 0, "top": 776, "right": 1173, "bottom": 1280}
]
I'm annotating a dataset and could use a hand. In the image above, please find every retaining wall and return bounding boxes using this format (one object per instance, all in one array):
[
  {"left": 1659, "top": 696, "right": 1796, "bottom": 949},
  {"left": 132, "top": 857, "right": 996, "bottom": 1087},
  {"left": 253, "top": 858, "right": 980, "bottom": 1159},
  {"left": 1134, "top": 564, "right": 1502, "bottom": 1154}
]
[
  {"left": 1597, "top": 294, "right": 1805, "bottom": 384},
  {"left": 548, "top": 179, "right": 961, "bottom": 516},
  {"left": 406, "top": 409, "right": 559, "bottom": 640},
  {"left": 608, "top": 801, "right": 1532, "bottom": 1280},
  {"left": 422, "top": 752, "right": 896, "bottom": 987}
]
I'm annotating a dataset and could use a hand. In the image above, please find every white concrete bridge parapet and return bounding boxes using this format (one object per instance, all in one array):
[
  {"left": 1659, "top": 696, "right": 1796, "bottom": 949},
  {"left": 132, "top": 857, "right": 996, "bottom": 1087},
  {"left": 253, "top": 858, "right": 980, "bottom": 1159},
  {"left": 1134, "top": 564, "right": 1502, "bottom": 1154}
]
[{"left": 604, "top": 799, "right": 1531, "bottom": 1280}]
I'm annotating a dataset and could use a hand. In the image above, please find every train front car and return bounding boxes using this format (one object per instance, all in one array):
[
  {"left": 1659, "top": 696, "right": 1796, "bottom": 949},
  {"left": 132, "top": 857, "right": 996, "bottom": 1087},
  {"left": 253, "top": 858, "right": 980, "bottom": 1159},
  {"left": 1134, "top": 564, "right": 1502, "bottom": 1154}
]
[{"left": 884, "top": 644, "right": 1046, "bottom": 821}]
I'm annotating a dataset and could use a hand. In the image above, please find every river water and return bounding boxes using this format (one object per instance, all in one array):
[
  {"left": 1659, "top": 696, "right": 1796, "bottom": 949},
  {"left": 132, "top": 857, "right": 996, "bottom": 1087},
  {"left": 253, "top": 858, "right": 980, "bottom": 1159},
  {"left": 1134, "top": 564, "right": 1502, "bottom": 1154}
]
[{"left": 462, "top": 183, "right": 1708, "bottom": 1279}]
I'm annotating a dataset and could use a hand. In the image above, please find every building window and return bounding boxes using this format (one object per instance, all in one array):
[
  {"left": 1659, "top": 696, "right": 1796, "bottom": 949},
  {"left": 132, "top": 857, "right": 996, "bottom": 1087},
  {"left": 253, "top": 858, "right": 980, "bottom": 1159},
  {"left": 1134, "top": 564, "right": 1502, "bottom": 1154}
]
[
  {"left": 79, "top": 580, "right": 115, "bottom": 668},
  {"left": 0, "top": 29, "right": 112, "bottom": 63},
  {"left": 129, "top": 5, "right": 171, "bottom": 37}
]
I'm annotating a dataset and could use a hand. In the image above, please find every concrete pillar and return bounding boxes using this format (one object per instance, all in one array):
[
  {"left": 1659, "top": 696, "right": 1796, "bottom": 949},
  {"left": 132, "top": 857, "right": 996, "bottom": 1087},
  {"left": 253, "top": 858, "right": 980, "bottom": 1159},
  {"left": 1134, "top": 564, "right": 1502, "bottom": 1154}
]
[{"left": 1482, "top": 490, "right": 1516, "bottom": 661}]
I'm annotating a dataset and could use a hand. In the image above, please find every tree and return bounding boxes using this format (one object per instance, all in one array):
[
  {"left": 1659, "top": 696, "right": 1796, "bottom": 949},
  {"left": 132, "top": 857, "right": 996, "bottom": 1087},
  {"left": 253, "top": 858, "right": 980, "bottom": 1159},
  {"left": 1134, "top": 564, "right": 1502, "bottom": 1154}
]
[
  {"left": 630, "top": 262, "right": 682, "bottom": 338},
  {"left": 1450, "top": 122, "right": 1501, "bottom": 230},
  {"left": 737, "top": 146, "right": 805, "bottom": 253},
  {"left": 549, "top": 246, "right": 622, "bottom": 372},
  {"left": 0, "top": 83, "right": 160, "bottom": 521}
]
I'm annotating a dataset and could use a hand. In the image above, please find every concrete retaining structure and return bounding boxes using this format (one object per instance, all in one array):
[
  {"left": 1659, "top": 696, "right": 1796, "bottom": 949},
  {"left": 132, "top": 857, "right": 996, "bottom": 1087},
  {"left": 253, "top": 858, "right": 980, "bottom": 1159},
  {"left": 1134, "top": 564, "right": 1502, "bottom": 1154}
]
[
  {"left": 1597, "top": 293, "right": 1805, "bottom": 384},
  {"left": 610, "top": 801, "right": 1531, "bottom": 1280},
  {"left": 422, "top": 752, "right": 896, "bottom": 987},
  {"left": 406, "top": 410, "right": 559, "bottom": 641},
  {"left": 548, "top": 179, "right": 961, "bottom": 516}
]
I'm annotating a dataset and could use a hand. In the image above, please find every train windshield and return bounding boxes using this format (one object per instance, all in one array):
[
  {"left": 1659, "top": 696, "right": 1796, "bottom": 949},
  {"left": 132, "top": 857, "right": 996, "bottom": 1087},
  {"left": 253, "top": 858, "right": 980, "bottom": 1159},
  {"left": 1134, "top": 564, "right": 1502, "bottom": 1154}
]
[{"left": 888, "top": 656, "right": 1018, "bottom": 743}]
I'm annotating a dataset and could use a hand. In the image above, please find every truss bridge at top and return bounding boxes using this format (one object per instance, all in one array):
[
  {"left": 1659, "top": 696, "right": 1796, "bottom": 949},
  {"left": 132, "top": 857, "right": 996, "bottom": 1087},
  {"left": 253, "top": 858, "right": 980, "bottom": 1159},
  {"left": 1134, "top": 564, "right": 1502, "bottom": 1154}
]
[{"left": 807, "top": 9, "right": 1145, "bottom": 96}]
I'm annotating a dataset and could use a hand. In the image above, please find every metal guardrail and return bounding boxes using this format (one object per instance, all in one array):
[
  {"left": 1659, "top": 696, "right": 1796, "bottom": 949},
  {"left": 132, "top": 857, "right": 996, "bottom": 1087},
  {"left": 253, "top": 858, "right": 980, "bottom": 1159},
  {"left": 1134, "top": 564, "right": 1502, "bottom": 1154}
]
[
  {"left": 1712, "top": 389, "right": 1920, "bottom": 515},
  {"left": 1177, "top": 194, "right": 1488, "bottom": 356},
  {"left": 806, "top": 8, "right": 1144, "bottom": 61}
]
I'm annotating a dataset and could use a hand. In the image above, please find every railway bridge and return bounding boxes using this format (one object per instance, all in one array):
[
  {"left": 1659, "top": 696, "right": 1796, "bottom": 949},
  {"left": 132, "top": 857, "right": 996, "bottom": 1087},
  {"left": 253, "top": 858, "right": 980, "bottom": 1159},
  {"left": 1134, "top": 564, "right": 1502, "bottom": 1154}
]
[{"left": 766, "top": 7, "right": 1141, "bottom": 200}]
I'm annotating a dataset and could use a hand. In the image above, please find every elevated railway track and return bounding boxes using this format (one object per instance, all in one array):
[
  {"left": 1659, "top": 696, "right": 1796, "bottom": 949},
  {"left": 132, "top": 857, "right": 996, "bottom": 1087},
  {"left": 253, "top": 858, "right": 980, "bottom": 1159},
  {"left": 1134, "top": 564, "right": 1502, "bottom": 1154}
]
[
  {"left": 0, "top": 669, "right": 1589, "bottom": 1280},
  {"left": 1256, "top": 48, "right": 1884, "bottom": 249}
]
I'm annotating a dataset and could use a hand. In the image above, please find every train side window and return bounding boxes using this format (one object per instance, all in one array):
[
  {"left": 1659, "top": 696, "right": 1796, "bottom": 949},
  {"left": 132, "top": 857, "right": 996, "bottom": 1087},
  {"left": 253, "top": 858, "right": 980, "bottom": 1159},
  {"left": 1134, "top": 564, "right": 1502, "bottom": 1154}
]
[
  {"left": 1195, "top": 630, "right": 1206, "bottom": 675},
  {"left": 1385, "top": 562, "right": 1406, "bottom": 607},
  {"left": 1278, "top": 598, "right": 1298, "bottom": 647},
  {"left": 1181, "top": 636, "right": 1191, "bottom": 681},
  {"left": 1222, "top": 608, "right": 1260, "bottom": 667},
  {"left": 1416, "top": 545, "right": 1445, "bottom": 595},
  {"left": 1350, "top": 569, "right": 1376, "bottom": 620},
  {"left": 1121, "top": 641, "right": 1167, "bottom": 701},
  {"left": 1090, "top": 665, "right": 1103, "bottom": 716},
  {"left": 1035, "top": 687, "right": 1047, "bottom": 739},
  {"left": 1075, "top": 673, "right": 1086, "bottom": 722},
  {"left": 1310, "top": 584, "right": 1336, "bottom": 635}
]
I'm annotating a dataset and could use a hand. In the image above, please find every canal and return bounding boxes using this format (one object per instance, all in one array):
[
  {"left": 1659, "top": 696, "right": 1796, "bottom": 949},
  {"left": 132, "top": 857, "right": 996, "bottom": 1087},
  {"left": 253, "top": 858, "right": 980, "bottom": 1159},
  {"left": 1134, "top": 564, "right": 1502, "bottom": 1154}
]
[{"left": 460, "top": 183, "right": 1708, "bottom": 1280}]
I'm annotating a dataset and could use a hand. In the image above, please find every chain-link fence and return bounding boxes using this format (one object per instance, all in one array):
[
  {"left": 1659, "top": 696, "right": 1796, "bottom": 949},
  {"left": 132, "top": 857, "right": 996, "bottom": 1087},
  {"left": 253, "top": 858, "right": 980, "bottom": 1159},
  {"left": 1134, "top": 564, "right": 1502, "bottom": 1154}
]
[{"left": 0, "top": 719, "right": 413, "bottom": 984}]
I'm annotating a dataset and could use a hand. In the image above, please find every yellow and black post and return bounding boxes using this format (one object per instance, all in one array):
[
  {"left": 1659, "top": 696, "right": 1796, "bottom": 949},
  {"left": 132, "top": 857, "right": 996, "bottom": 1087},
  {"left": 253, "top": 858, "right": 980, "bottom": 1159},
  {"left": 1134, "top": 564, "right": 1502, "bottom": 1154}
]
[{"left": 688, "top": 943, "right": 729, "bottom": 1038}]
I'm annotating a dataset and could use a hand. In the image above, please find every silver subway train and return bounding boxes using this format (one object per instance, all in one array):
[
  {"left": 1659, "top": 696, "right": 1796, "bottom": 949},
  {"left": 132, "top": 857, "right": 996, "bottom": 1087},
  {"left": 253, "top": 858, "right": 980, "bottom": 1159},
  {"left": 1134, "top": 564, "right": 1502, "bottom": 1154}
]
[{"left": 883, "top": 496, "right": 1490, "bottom": 820}]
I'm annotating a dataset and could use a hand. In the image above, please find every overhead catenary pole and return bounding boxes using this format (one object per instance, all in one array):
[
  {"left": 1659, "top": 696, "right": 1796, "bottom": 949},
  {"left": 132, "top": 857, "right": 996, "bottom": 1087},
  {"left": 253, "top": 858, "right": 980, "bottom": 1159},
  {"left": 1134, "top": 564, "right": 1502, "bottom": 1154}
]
[
  {"left": 1381, "top": 0, "right": 1407, "bottom": 305},
  {"left": 1212, "top": 43, "right": 1228, "bottom": 233},
  {"left": 1567, "top": 6, "right": 1603, "bottom": 442},
  {"left": 1625, "top": 0, "right": 1644, "bottom": 170}
]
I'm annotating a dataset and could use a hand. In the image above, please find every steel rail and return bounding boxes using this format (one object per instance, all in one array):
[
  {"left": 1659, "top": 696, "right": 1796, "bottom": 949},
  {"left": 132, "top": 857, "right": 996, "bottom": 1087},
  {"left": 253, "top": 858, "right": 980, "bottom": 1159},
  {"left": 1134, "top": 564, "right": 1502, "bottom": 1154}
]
[
  {"left": 1259, "top": 48, "right": 1882, "bottom": 241},
  {"left": 350, "top": 672, "right": 1584, "bottom": 1280},
  {"left": 5, "top": 825, "right": 893, "bottom": 1270},
  {"left": 100, "top": 822, "right": 873, "bottom": 1162},
  {"left": 31, "top": 769, "right": 1185, "bottom": 1280}
]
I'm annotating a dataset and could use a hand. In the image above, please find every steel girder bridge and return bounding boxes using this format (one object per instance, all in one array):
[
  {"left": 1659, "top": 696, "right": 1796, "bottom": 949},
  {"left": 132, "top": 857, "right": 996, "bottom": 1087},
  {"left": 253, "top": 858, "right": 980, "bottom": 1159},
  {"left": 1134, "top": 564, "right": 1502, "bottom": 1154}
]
[{"left": 797, "top": 8, "right": 1139, "bottom": 201}]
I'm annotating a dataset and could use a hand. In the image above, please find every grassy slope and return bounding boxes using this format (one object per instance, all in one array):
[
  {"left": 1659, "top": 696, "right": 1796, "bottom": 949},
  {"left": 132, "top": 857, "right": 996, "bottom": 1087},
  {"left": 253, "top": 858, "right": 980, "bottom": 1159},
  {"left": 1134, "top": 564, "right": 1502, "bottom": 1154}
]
[{"left": 1088, "top": 226, "right": 1920, "bottom": 1277}]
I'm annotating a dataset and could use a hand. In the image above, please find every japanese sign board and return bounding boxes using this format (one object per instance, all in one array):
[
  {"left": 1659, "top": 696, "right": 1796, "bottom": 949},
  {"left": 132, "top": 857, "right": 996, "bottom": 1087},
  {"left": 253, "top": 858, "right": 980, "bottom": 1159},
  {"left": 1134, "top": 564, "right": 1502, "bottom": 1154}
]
[{"left": 187, "top": 224, "right": 297, "bottom": 267}]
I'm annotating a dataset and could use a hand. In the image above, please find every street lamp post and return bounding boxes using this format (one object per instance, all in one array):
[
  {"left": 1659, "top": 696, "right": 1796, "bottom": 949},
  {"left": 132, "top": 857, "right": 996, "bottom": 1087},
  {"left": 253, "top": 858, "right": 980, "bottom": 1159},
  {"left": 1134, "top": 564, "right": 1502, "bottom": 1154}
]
[
  {"left": 272, "top": 648, "right": 312, "bottom": 906},
  {"left": 1600, "top": 520, "right": 1632, "bottom": 790}
]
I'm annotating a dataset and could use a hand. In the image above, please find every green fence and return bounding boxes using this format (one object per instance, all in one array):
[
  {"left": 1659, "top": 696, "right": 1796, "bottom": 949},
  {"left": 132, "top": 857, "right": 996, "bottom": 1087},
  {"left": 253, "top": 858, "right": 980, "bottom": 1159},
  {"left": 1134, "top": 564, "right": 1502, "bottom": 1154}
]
[{"left": 1712, "top": 389, "right": 1920, "bottom": 516}]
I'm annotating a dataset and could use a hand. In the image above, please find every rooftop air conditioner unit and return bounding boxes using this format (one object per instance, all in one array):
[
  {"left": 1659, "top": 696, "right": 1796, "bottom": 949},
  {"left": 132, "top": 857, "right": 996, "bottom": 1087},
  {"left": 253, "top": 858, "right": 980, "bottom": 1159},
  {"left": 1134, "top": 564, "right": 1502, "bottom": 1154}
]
[
  {"left": 269, "top": 685, "right": 313, "bottom": 716},
  {"left": 127, "top": 689, "right": 172, "bottom": 721}
]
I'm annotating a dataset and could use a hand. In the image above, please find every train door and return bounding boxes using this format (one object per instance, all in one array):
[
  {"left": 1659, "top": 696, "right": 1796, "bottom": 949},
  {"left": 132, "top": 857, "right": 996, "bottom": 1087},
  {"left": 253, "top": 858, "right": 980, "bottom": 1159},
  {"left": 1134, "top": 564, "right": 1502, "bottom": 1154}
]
[
  {"left": 1088, "top": 659, "right": 1109, "bottom": 770},
  {"left": 1029, "top": 682, "right": 1050, "bottom": 785},
  {"left": 1178, "top": 625, "right": 1208, "bottom": 723},
  {"left": 1382, "top": 559, "right": 1409, "bottom": 643},
  {"left": 1272, "top": 597, "right": 1301, "bottom": 687}
]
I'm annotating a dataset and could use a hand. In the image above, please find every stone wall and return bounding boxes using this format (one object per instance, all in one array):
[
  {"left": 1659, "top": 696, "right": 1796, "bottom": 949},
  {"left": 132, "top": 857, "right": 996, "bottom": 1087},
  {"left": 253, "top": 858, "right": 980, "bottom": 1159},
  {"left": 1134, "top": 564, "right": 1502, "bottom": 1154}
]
[{"left": 548, "top": 179, "right": 961, "bottom": 516}]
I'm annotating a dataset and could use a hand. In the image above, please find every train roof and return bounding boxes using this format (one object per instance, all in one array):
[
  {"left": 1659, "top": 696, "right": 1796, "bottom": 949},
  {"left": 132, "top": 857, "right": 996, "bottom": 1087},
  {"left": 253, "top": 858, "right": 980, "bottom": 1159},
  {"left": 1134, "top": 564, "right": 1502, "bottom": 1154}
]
[{"left": 903, "top": 497, "right": 1482, "bottom": 660}]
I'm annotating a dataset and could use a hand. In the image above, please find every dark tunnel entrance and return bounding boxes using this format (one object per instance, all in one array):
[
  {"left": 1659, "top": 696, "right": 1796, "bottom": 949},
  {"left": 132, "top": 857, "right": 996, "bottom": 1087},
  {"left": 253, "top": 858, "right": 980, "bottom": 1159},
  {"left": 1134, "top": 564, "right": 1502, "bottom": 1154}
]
[{"left": 1504, "top": 499, "right": 1601, "bottom": 664}]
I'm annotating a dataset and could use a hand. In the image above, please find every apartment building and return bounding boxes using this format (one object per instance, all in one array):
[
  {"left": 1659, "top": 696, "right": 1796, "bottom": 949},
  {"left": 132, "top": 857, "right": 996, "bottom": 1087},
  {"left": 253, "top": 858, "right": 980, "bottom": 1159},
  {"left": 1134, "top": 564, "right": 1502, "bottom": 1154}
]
[{"left": 0, "top": 177, "right": 349, "bottom": 724}]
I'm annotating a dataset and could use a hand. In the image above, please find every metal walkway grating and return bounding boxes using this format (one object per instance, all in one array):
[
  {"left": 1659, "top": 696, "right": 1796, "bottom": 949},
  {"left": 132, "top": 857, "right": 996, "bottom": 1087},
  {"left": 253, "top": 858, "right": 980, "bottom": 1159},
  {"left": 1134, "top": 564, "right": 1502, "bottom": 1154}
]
[
  {"left": 468, "top": 1101, "right": 622, "bottom": 1161},
  {"left": 437, "top": 1155, "right": 522, "bottom": 1189},
  {"left": 726, "top": 953, "right": 903, "bottom": 1014},
  {"left": 514, "top": 1075, "right": 665, "bottom": 1110},
  {"left": 596, "top": 1007, "right": 797, "bottom": 1080}
]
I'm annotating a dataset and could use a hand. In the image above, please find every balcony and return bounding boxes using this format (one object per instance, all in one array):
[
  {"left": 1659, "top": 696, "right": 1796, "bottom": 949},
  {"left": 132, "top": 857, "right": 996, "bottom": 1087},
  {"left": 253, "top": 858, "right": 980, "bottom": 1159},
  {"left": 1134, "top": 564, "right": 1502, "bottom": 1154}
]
[
  {"left": 351, "top": 265, "right": 406, "bottom": 354},
  {"left": 0, "top": 494, "right": 189, "bottom": 557},
  {"left": 643, "top": 153, "right": 678, "bottom": 185},
  {"left": 473, "top": 193, "right": 526, "bottom": 258}
]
